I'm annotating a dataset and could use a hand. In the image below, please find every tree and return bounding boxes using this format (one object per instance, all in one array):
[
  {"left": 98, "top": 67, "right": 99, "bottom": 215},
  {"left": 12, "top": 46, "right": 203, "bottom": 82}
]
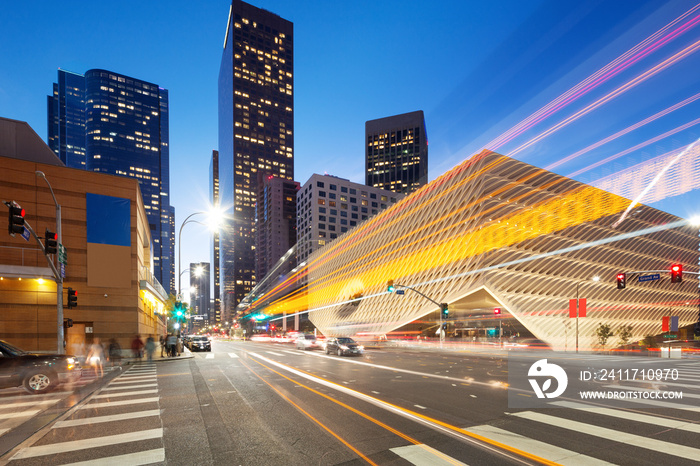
[
  {"left": 618, "top": 325, "right": 633, "bottom": 346},
  {"left": 596, "top": 323, "right": 615, "bottom": 348}
]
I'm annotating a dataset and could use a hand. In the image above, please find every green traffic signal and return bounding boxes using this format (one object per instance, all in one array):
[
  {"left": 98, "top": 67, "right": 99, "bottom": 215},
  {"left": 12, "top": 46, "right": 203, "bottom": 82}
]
[{"left": 387, "top": 279, "right": 395, "bottom": 293}]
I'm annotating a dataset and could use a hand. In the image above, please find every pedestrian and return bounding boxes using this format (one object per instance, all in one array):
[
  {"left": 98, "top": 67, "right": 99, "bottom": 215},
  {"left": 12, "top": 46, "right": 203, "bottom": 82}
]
[
  {"left": 131, "top": 334, "right": 144, "bottom": 360},
  {"left": 145, "top": 335, "right": 156, "bottom": 362},
  {"left": 108, "top": 338, "right": 122, "bottom": 367},
  {"left": 167, "top": 333, "right": 177, "bottom": 357},
  {"left": 86, "top": 337, "right": 105, "bottom": 377},
  {"left": 160, "top": 335, "right": 166, "bottom": 357}
]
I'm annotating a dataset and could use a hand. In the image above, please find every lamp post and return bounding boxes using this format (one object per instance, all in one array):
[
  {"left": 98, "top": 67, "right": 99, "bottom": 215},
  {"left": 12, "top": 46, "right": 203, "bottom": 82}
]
[
  {"left": 36, "top": 171, "right": 64, "bottom": 354},
  {"left": 575, "top": 275, "right": 599, "bottom": 353},
  {"left": 177, "top": 210, "right": 223, "bottom": 300}
]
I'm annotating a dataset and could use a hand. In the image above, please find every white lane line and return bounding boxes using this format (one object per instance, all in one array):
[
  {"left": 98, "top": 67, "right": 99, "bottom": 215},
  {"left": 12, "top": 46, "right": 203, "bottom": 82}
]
[
  {"left": 11, "top": 428, "right": 163, "bottom": 459},
  {"left": 92, "top": 389, "right": 159, "bottom": 399},
  {"left": 60, "top": 447, "right": 165, "bottom": 466},
  {"left": 465, "top": 425, "right": 613, "bottom": 465},
  {"left": 1, "top": 410, "right": 41, "bottom": 419},
  {"left": 390, "top": 444, "right": 468, "bottom": 465},
  {"left": 53, "top": 410, "right": 161, "bottom": 428},
  {"left": 102, "top": 383, "right": 158, "bottom": 391},
  {"left": 510, "top": 411, "right": 700, "bottom": 461},
  {"left": 228, "top": 353, "right": 239, "bottom": 358},
  {"left": 79, "top": 397, "right": 160, "bottom": 409},
  {"left": 205, "top": 353, "right": 215, "bottom": 359},
  {"left": 552, "top": 401, "right": 700, "bottom": 433},
  {"left": 414, "top": 405, "right": 427, "bottom": 410},
  {"left": 266, "top": 351, "right": 284, "bottom": 356}
]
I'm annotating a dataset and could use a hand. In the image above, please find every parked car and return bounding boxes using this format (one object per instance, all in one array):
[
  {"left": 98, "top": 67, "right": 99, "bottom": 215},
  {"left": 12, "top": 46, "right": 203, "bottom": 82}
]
[
  {"left": 0, "top": 340, "right": 82, "bottom": 394},
  {"left": 188, "top": 336, "right": 211, "bottom": 352},
  {"left": 295, "top": 334, "right": 319, "bottom": 350},
  {"left": 325, "top": 337, "right": 364, "bottom": 356}
]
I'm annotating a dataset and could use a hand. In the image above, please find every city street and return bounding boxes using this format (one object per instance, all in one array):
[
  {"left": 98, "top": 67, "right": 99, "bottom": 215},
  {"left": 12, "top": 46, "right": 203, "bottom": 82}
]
[{"left": 1, "top": 340, "right": 699, "bottom": 465}]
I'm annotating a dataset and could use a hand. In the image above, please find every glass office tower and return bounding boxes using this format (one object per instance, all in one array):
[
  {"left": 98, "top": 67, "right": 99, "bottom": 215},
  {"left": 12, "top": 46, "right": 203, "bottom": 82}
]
[
  {"left": 48, "top": 69, "right": 174, "bottom": 292},
  {"left": 365, "top": 110, "right": 428, "bottom": 195},
  {"left": 219, "top": 0, "right": 294, "bottom": 317}
]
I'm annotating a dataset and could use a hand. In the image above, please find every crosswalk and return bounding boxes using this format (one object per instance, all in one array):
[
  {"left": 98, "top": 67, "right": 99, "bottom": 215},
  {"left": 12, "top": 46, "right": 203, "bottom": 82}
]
[
  {"left": 464, "top": 366, "right": 700, "bottom": 464},
  {"left": 8, "top": 363, "right": 164, "bottom": 465}
]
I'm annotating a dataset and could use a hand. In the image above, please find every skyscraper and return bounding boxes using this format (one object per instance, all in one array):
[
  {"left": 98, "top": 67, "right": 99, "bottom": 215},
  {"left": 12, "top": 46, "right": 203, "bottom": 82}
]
[
  {"left": 365, "top": 110, "right": 428, "bottom": 194},
  {"left": 255, "top": 173, "right": 299, "bottom": 281},
  {"left": 48, "top": 69, "right": 174, "bottom": 292},
  {"left": 189, "top": 262, "right": 211, "bottom": 327},
  {"left": 210, "top": 150, "right": 222, "bottom": 325},
  {"left": 219, "top": 0, "right": 294, "bottom": 316}
]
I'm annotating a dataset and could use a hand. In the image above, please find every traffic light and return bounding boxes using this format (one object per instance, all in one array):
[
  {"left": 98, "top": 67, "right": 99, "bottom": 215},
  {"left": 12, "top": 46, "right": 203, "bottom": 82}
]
[
  {"left": 494, "top": 307, "right": 501, "bottom": 315},
  {"left": 64, "top": 318, "right": 73, "bottom": 328},
  {"left": 616, "top": 273, "right": 626, "bottom": 289},
  {"left": 387, "top": 279, "right": 395, "bottom": 293},
  {"left": 67, "top": 288, "right": 77, "bottom": 308},
  {"left": 8, "top": 204, "right": 25, "bottom": 236},
  {"left": 671, "top": 264, "right": 682, "bottom": 283},
  {"left": 174, "top": 302, "right": 185, "bottom": 319},
  {"left": 45, "top": 229, "right": 57, "bottom": 255},
  {"left": 441, "top": 303, "right": 448, "bottom": 319}
]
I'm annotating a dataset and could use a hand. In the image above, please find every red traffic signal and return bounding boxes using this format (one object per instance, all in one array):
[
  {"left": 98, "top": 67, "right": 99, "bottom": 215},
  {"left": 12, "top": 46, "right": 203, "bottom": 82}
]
[
  {"left": 45, "top": 229, "right": 57, "bottom": 255},
  {"left": 67, "top": 287, "right": 78, "bottom": 308},
  {"left": 670, "top": 264, "right": 682, "bottom": 283},
  {"left": 616, "top": 273, "right": 626, "bottom": 289},
  {"left": 8, "top": 205, "right": 25, "bottom": 235},
  {"left": 494, "top": 307, "right": 501, "bottom": 315}
]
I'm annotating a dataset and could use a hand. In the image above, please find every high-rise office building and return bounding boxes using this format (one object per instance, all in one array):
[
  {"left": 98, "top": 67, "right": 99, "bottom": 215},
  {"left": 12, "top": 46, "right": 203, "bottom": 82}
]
[
  {"left": 48, "top": 69, "right": 174, "bottom": 292},
  {"left": 210, "top": 150, "right": 222, "bottom": 325},
  {"left": 219, "top": 0, "right": 294, "bottom": 316},
  {"left": 189, "top": 262, "right": 211, "bottom": 327},
  {"left": 365, "top": 110, "right": 428, "bottom": 194},
  {"left": 255, "top": 173, "right": 299, "bottom": 281},
  {"left": 296, "top": 174, "right": 404, "bottom": 264}
]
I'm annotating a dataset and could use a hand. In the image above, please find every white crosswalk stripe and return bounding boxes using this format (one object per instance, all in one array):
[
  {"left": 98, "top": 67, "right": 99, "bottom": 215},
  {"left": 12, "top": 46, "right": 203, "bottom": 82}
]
[
  {"left": 266, "top": 351, "right": 284, "bottom": 356},
  {"left": 11, "top": 364, "right": 165, "bottom": 463},
  {"left": 229, "top": 352, "right": 239, "bottom": 358},
  {"left": 205, "top": 353, "right": 215, "bottom": 359},
  {"left": 509, "top": 411, "right": 700, "bottom": 461}
]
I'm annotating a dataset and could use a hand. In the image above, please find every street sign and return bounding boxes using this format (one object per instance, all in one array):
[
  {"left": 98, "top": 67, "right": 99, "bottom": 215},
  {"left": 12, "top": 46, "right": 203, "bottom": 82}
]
[
  {"left": 21, "top": 227, "right": 30, "bottom": 242},
  {"left": 58, "top": 244, "right": 67, "bottom": 265},
  {"left": 60, "top": 263, "right": 65, "bottom": 279},
  {"left": 395, "top": 289, "right": 405, "bottom": 295},
  {"left": 663, "top": 333, "right": 677, "bottom": 339},
  {"left": 638, "top": 273, "right": 660, "bottom": 282}
]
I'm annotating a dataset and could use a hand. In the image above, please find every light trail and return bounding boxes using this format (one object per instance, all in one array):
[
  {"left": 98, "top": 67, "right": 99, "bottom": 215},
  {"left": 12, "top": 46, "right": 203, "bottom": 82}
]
[
  {"left": 593, "top": 145, "right": 700, "bottom": 204},
  {"left": 546, "top": 92, "right": 700, "bottom": 171},
  {"left": 612, "top": 137, "right": 700, "bottom": 228},
  {"left": 506, "top": 37, "right": 700, "bottom": 158},
  {"left": 567, "top": 118, "right": 700, "bottom": 178},
  {"left": 484, "top": 3, "right": 700, "bottom": 152}
]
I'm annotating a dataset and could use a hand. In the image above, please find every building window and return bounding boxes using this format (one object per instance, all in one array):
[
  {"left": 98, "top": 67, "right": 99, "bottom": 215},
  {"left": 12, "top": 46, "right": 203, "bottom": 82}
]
[
  {"left": 319, "top": 191, "right": 326, "bottom": 197},
  {"left": 370, "top": 193, "right": 377, "bottom": 199},
  {"left": 341, "top": 186, "right": 348, "bottom": 193},
  {"left": 319, "top": 207, "right": 326, "bottom": 213},
  {"left": 317, "top": 181, "right": 324, "bottom": 188},
  {"left": 350, "top": 197, "right": 356, "bottom": 203},
  {"left": 340, "top": 219, "right": 347, "bottom": 225},
  {"left": 329, "top": 201, "right": 336, "bottom": 207},
  {"left": 351, "top": 205, "right": 358, "bottom": 212},
  {"left": 329, "top": 217, "right": 336, "bottom": 223},
  {"left": 350, "top": 188, "right": 356, "bottom": 195},
  {"left": 319, "top": 215, "right": 326, "bottom": 221},
  {"left": 341, "top": 203, "right": 348, "bottom": 210},
  {"left": 319, "top": 223, "right": 325, "bottom": 229},
  {"left": 330, "top": 184, "right": 337, "bottom": 190},
  {"left": 318, "top": 199, "right": 325, "bottom": 205},
  {"left": 329, "top": 193, "right": 336, "bottom": 199}
]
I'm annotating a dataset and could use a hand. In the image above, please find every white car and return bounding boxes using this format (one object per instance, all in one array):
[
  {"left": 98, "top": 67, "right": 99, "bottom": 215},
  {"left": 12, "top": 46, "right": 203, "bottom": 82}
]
[{"left": 295, "top": 334, "right": 319, "bottom": 350}]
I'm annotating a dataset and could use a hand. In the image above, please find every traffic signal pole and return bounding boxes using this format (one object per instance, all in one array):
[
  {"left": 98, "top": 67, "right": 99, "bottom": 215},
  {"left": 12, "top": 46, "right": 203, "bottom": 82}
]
[{"left": 387, "top": 281, "right": 446, "bottom": 347}]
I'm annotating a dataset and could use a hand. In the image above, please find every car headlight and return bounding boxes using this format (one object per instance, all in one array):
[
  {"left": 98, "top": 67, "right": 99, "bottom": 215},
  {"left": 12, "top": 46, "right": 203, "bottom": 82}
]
[
  {"left": 340, "top": 345, "right": 349, "bottom": 350},
  {"left": 358, "top": 346, "right": 364, "bottom": 351}
]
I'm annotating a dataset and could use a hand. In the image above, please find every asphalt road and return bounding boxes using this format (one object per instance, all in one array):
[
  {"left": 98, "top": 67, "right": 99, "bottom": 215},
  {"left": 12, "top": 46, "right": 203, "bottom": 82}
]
[{"left": 1, "top": 340, "right": 699, "bottom": 465}]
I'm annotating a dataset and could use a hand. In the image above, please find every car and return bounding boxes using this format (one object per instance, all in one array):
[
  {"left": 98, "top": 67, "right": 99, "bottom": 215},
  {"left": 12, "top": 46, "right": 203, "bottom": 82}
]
[
  {"left": 325, "top": 337, "right": 364, "bottom": 356},
  {"left": 188, "top": 336, "right": 211, "bottom": 352},
  {"left": 0, "top": 340, "right": 82, "bottom": 394},
  {"left": 295, "top": 334, "right": 319, "bottom": 350}
]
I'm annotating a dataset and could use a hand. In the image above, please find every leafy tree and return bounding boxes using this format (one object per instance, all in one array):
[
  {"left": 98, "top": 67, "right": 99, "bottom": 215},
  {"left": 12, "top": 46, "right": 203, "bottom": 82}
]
[
  {"left": 596, "top": 323, "right": 615, "bottom": 348},
  {"left": 618, "top": 325, "right": 633, "bottom": 346}
]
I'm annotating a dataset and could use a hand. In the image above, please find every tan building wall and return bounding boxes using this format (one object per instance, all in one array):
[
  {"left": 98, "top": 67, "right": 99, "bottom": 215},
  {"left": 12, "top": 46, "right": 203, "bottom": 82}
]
[{"left": 0, "top": 156, "right": 167, "bottom": 354}]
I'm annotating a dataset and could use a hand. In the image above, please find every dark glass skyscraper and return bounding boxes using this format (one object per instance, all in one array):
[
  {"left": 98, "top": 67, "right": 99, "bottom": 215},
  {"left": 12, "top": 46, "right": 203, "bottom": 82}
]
[
  {"left": 219, "top": 0, "right": 294, "bottom": 316},
  {"left": 365, "top": 110, "right": 428, "bottom": 195},
  {"left": 210, "top": 150, "right": 221, "bottom": 325},
  {"left": 48, "top": 69, "right": 174, "bottom": 292}
]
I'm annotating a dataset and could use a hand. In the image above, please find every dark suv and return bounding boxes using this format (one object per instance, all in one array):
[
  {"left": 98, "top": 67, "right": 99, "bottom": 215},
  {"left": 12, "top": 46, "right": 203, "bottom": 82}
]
[
  {"left": 188, "top": 336, "right": 211, "bottom": 352},
  {"left": 0, "top": 340, "right": 82, "bottom": 394},
  {"left": 325, "top": 337, "right": 364, "bottom": 356}
]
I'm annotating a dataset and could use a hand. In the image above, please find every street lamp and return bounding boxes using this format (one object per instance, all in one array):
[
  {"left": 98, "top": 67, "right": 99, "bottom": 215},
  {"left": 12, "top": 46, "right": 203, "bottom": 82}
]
[
  {"left": 36, "top": 171, "right": 64, "bottom": 354},
  {"left": 177, "top": 208, "right": 224, "bottom": 299},
  {"left": 574, "top": 275, "right": 599, "bottom": 353}
]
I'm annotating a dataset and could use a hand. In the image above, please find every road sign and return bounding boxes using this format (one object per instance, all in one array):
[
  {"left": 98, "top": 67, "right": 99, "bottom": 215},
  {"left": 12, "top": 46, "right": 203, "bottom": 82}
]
[
  {"left": 638, "top": 273, "right": 660, "bottom": 282},
  {"left": 60, "top": 263, "right": 65, "bottom": 279},
  {"left": 58, "top": 244, "right": 67, "bottom": 265},
  {"left": 21, "top": 227, "right": 30, "bottom": 242},
  {"left": 395, "top": 289, "right": 405, "bottom": 295},
  {"left": 663, "top": 334, "right": 677, "bottom": 339}
]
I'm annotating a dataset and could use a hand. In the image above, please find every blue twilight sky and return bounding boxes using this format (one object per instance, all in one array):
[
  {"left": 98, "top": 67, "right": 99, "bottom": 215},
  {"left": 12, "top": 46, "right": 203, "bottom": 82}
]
[{"left": 2, "top": 0, "right": 700, "bottom": 290}]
